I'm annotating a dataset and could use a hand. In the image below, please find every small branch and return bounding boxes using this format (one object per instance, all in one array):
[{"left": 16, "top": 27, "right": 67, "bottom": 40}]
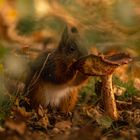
[{"left": 25, "top": 53, "right": 51, "bottom": 95}]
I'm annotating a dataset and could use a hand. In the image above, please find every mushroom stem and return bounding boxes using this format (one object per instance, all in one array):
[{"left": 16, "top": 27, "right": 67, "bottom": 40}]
[{"left": 101, "top": 74, "right": 118, "bottom": 120}]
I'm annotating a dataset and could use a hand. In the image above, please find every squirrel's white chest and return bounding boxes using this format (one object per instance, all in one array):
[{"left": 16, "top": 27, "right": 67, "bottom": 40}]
[{"left": 44, "top": 85, "right": 73, "bottom": 106}]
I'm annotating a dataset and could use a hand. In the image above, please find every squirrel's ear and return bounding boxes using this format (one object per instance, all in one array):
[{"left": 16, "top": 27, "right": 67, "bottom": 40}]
[
  {"left": 59, "top": 26, "right": 78, "bottom": 47},
  {"left": 60, "top": 26, "right": 69, "bottom": 45}
]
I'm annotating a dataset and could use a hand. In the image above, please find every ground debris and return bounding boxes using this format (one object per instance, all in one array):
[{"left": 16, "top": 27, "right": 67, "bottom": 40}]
[{"left": 5, "top": 119, "right": 26, "bottom": 135}]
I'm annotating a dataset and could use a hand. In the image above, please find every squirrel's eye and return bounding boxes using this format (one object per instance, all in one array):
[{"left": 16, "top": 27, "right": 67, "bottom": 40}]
[
  {"left": 70, "top": 45, "right": 75, "bottom": 52},
  {"left": 68, "top": 45, "right": 76, "bottom": 53}
]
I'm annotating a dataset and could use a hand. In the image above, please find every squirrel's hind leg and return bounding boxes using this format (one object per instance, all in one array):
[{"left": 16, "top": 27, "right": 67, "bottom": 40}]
[{"left": 59, "top": 88, "right": 78, "bottom": 113}]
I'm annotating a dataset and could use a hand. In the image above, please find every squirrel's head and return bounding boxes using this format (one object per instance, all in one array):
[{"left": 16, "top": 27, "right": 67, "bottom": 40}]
[
  {"left": 41, "top": 26, "right": 88, "bottom": 84},
  {"left": 57, "top": 26, "right": 88, "bottom": 66}
]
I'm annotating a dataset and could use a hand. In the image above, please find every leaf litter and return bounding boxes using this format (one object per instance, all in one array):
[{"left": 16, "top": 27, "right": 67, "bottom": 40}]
[{"left": 0, "top": 53, "right": 140, "bottom": 140}]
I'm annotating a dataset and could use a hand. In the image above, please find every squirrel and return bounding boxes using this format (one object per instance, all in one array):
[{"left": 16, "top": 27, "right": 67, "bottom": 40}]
[{"left": 23, "top": 26, "right": 89, "bottom": 113}]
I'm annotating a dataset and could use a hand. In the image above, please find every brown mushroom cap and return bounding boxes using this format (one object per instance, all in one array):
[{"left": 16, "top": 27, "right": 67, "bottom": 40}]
[
  {"left": 73, "top": 53, "right": 132, "bottom": 76},
  {"left": 104, "top": 53, "right": 132, "bottom": 65}
]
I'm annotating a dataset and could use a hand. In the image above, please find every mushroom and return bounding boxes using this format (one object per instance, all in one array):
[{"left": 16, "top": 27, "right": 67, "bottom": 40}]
[{"left": 73, "top": 53, "right": 132, "bottom": 120}]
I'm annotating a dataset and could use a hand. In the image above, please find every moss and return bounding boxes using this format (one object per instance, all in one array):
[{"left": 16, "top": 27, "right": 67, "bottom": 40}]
[
  {"left": 113, "top": 76, "right": 139, "bottom": 100},
  {"left": 79, "top": 77, "right": 99, "bottom": 104},
  {"left": 16, "top": 16, "right": 38, "bottom": 35}
]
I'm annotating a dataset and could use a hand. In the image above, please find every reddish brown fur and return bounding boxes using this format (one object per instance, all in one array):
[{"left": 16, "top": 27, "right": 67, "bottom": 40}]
[
  {"left": 59, "top": 88, "right": 78, "bottom": 113},
  {"left": 26, "top": 71, "right": 88, "bottom": 113},
  {"left": 24, "top": 26, "right": 89, "bottom": 113}
]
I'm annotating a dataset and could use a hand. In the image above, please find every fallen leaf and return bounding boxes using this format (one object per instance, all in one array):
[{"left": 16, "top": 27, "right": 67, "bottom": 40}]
[
  {"left": 133, "top": 109, "right": 140, "bottom": 125},
  {"left": 5, "top": 119, "right": 26, "bottom": 135},
  {"left": 134, "top": 78, "right": 140, "bottom": 91},
  {"left": 55, "top": 121, "right": 72, "bottom": 131},
  {"left": 96, "top": 115, "right": 113, "bottom": 128},
  {"left": 0, "top": 126, "right": 5, "bottom": 132},
  {"left": 37, "top": 105, "right": 46, "bottom": 117},
  {"left": 52, "top": 128, "right": 60, "bottom": 134},
  {"left": 114, "top": 85, "right": 126, "bottom": 96},
  {"left": 37, "top": 115, "right": 49, "bottom": 128}
]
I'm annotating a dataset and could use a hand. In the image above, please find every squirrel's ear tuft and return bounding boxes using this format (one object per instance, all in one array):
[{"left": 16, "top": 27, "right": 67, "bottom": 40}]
[
  {"left": 59, "top": 26, "right": 69, "bottom": 45},
  {"left": 59, "top": 26, "right": 79, "bottom": 49},
  {"left": 61, "top": 26, "right": 78, "bottom": 41}
]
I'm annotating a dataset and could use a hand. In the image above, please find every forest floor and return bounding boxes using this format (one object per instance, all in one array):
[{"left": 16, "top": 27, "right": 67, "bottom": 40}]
[
  {"left": 0, "top": 0, "right": 140, "bottom": 139},
  {"left": 0, "top": 77, "right": 140, "bottom": 140}
]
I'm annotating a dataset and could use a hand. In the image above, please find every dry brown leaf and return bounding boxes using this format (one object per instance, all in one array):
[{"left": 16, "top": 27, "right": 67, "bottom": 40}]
[
  {"left": 114, "top": 85, "right": 126, "bottom": 96},
  {"left": 132, "top": 109, "right": 140, "bottom": 125},
  {"left": 5, "top": 120, "right": 26, "bottom": 135},
  {"left": 13, "top": 106, "right": 32, "bottom": 118},
  {"left": 131, "top": 61, "right": 140, "bottom": 79},
  {"left": 133, "top": 96, "right": 140, "bottom": 104},
  {"left": 0, "top": 127, "right": 5, "bottom": 132},
  {"left": 82, "top": 105, "right": 102, "bottom": 119},
  {"left": 55, "top": 121, "right": 72, "bottom": 131},
  {"left": 114, "top": 65, "right": 130, "bottom": 82},
  {"left": 134, "top": 78, "right": 140, "bottom": 91},
  {"left": 12, "top": 99, "right": 32, "bottom": 119},
  {"left": 116, "top": 100, "right": 132, "bottom": 110},
  {"left": 37, "top": 105, "right": 47, "bottom": 117},
  {"left": 37, "top": 116, "right": 49, "bottom": 128}
]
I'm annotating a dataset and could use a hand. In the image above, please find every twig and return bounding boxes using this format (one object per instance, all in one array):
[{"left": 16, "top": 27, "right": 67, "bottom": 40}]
[{"left": 25, "top": 53, "right": 51, "bottom": 95}]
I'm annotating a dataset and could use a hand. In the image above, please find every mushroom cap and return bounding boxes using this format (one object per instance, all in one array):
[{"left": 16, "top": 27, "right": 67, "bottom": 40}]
[
  {"left": 73, "top": 53, "right": 132, "bottom": 76},
  {"left": 104, "top": 53, "right": 132, "bottom": 65}
]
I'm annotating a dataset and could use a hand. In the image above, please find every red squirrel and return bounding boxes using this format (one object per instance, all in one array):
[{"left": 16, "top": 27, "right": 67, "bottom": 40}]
[{"left": 24, "top": 26, "right": 89, "bottom": 113}]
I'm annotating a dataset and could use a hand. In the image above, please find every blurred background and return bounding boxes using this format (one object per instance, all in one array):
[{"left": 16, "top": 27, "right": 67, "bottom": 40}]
[{"left": 0, "top": 0, "right": 140, "bottom": 120}]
